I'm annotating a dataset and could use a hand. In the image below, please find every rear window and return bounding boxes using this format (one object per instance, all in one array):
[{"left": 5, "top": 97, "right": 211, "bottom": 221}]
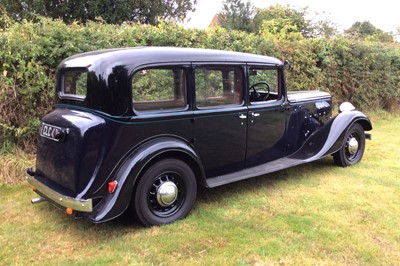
[
  {"left": 195, "top": 66, "right": 243, "bottom": 108},
  {"left": 62, "top": 69, "right": 87, "bottom": 98},
  {"left": 131, "top": 67, "right": 187, "bottom": 113}
]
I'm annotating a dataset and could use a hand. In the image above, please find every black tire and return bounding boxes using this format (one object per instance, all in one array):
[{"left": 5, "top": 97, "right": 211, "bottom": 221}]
[
  {"left": 131, "top": 158, "right": 197, "bottom": 226},
  {"left": 333, "top": 123, "right": 366, "bottom": 167}
]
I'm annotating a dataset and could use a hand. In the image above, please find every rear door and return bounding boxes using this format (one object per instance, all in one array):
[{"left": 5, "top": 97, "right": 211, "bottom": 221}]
[{"left": 192, "top": 64, "right": 247, "bottom": 177}]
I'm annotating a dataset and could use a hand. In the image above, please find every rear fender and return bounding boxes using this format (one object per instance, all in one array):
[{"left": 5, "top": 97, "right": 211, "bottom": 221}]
[
  {"left": 86, "top": 137, "right": 204, "bottom": 223},
  {"left": 290, "top": 110, "right": 372, "bottom": 162}
]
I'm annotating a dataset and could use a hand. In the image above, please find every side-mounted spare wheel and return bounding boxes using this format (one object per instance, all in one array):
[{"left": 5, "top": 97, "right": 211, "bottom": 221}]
[
  {"left": 131, "top": 158, "right": 197, "bottom": 226},
  {"left": 333, "top": 123, "right": 366, "bottom": 167}
]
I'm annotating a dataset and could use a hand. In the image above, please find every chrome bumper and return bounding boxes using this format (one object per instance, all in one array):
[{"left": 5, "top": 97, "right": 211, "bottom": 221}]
[{"left": 26, "top": 174, "right": 93, "bottom": 212}]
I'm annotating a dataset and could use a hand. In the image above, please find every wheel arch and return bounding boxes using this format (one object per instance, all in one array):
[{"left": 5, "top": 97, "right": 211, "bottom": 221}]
[
  {"left": 324, "top": 111, "right": 372, "bottom": 156},
  {"left": 354, "top": 117, "right": 372, "bottom": 131},
  {"left": 132, "top": 150, "right": 206, "bottom": 194},
  {"left": 86, "top": 136, "right": 205, "bottom": 223}
]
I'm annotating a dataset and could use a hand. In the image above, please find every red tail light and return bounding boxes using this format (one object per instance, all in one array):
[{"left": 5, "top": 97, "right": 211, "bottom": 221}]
[{"left": 108, "top": 181, "right": 118, "bottom": 193}]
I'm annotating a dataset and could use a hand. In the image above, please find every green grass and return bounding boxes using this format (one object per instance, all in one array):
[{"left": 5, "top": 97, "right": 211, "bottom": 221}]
[{"left": 1, "top": 112, "right": 399, "bottom": 265}]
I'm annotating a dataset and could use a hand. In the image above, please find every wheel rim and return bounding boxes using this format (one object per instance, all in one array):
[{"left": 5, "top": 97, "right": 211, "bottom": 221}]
[
  {"left": 345, "top": 133, "right": 360, "bottom": 161},
  {"left": 147, "top": 172, "right": 184, "bottom": 217}
]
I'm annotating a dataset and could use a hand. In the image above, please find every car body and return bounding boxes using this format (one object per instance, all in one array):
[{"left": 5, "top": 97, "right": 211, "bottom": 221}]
[{"left": 27, "top": 47, "right": 372, "bottom": 226}]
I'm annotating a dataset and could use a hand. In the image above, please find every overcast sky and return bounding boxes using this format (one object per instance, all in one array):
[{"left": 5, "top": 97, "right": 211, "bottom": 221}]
[{"left": 186, "top": 0, "right": 400, "bottom": 34}]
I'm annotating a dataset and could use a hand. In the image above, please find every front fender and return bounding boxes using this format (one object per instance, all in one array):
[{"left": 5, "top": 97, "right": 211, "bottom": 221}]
[
  {"left": 323, "top": 110, "right": 372, "bottom": 155},
  {"left": 290, "top": 110, "right": 372, "bottom": 162},
  {"left": 85, "top": 136, "right": 203, "bottom": 223}
]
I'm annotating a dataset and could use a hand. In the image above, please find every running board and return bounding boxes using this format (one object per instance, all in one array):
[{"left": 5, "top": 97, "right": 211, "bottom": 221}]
[{"left": 206, "top": 157, "right": 305, "bottom": 188}]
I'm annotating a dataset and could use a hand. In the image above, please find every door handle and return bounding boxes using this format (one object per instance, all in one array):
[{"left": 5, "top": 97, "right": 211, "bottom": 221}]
[
  {"left": 238, "top": 114, "right": 247, "bottom": 119},
  {"left": 251, "top": 112, "right": 260, "bottom": 117}
]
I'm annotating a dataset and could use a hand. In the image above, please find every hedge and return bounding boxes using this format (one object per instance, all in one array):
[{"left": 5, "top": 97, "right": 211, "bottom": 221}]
[{"left": 1, "top": 17, "right": 399, "bottom": 150}]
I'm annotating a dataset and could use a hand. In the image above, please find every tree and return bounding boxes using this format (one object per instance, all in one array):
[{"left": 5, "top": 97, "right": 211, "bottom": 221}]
[
  {"left": 253, "top": 5, "right": 311, "bottom": 36},
  {"left": 1, "top": 0, "right": 197, "bottom": 25},
  {"left": 253, "top": 5, "right": 337, "bottom": 38},
  {"left": 310, "top": 11, "right": 338, "bottom": 38},
  {"left": 345, "top": 21, "right": 393, "bottom": 42},
  {"left": 0, "top": 5, "right": 12, "bottom": 29},
  {"left": 218, "top": 0, "right": 255, "bottom": 32},
  {"left": 395, "top": 27, "right": 400, "bottom": 42}
]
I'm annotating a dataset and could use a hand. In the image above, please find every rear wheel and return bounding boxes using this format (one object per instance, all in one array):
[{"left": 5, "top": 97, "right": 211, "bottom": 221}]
[
  {"left": 333, "top": 123, "right": 365, "bottom": 167},
  {"left": 131, "top": 158, "right": 197, "bottom": 226}
]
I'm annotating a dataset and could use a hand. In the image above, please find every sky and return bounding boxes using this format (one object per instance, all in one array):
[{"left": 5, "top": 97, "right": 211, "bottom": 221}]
[{"left": 186, "top": 0, "right": 400, "bottom": 34}]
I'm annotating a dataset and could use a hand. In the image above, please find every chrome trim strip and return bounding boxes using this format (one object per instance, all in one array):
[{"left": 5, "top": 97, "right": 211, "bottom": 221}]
[{"left": 27, "top": 175, "right": 93, "bottom": 212}]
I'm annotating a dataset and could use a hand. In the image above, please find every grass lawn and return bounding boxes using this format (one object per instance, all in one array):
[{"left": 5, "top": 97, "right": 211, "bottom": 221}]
[{"left": 0, "top": 113, "right": 399, "bottom": 265}]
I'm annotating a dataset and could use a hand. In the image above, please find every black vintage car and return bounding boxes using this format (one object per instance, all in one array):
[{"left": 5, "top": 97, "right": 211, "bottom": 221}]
[{"left": 27, "top": 47, "right": 372, "bottom": 226}]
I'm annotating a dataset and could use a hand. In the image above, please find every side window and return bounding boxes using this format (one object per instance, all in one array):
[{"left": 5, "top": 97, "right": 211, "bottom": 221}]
[
  {"left": 195, "top": 66, "right": 243, "bottom": 108},
  {"left": 132, "top": 67, "right": 187, "bottom": 113},
  {"left": 249, "top": 67, "right": 280, "bottom": 103},
  {"left": 62, "top": 69, "right": 87, "bottom": 97}
]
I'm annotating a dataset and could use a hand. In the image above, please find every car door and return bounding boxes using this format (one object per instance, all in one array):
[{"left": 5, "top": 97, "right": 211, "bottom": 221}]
[
  {"left": 192, "top": 65, "right": 247, "bottom": 178},
  {"left": 246, "top": 65, "right": 287, "bottom": 168}
]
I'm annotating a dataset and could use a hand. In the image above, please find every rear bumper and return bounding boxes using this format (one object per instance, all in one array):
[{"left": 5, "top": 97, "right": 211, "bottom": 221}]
[{"left": 26, "top": 172, "right": 93, "bottom": 212}]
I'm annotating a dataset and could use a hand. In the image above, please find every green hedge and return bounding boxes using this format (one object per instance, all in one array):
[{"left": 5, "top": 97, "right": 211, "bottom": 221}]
[{"left": 1, "top": 17, "right": 400, "bottom": 150}]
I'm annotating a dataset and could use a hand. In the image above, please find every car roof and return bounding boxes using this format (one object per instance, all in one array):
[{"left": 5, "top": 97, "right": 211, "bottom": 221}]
[{"left": 59, "top": 47, "right": 283, "bottom": 71}]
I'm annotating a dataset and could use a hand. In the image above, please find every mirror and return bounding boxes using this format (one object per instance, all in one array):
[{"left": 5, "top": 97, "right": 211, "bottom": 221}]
[{"left": 284, "top": 60, "right": 291, "bottom": 71}]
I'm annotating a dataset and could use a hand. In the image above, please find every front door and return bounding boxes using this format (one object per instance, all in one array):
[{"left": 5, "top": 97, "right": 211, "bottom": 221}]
[
  {"left": 246, "top": 66, "right": 287, "bottom": 168},
  {"left": 192, "top": 65, "right": 247, "bottom": 177}
]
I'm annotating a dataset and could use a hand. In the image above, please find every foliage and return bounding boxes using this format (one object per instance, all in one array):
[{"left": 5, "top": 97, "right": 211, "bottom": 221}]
[
  {"left": 253, "top": 5, "right": 311, "bottom": 36},
  {"left": 254, "top": 5, "right": 338, "bottom": 39},
  {"left": 0, "top": 144, "right": 35, "bottom": 185},
  {"left": 260, "top": 19, "right": 304, "bottom": 42},
  {"left": 0, "top": 0, "right": 197, "bottom": 25},
  {"left": 345, "top": 21, "right": 394, "bottom": 42},
  {"left": 218, "top": 0, "right": 255, "bottom": 32},
  {"left": 0, "top": 16, "right": 399, "bottom": 150},
  {"left": 309, "top": 12, "right": 338, "bottom": 38},
  {"left": 0, "top": 6, "right": 12, "bottom": 29}
]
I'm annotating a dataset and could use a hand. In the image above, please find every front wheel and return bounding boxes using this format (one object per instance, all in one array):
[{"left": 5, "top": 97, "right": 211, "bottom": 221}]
[
  {"left": 131, "top": 158, "right": 197, "bottom": 226},
  {"left": 333, "top": 123, "right": 366, "bottom": 167}
]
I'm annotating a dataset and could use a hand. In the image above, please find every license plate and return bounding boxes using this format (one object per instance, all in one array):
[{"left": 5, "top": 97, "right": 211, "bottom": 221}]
[{"left": 40, "top": 123, "right": 63, "bottom": 142}]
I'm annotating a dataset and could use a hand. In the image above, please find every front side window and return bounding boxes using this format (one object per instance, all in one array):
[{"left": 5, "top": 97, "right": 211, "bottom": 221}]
[
  {"left": 249, "top": 67, "right": 280, "bottom": 103},
  {"left": 62, "top": 69, "right": 87, "bottom": 97},
  {"left": 195, "top": 66, "right": 243, "bottom": 108},
  {"left": 132, "top": 67, "right": 187, "bottom": 113}
]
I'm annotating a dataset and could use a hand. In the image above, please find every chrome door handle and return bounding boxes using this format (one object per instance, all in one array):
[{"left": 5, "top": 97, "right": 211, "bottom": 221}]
[
  {"left": 238, "top": 114, "right": 247, "bottom": 119},
  {"left": 251, "top": 112, "right": 260, "bottom": 117}
]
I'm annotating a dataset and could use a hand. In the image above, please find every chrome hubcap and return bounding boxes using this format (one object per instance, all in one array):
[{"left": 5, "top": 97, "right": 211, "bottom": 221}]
[
  {"left": 156, "top": 181, "right": 178, "bottom": 207},
  {"left": 347, "top": 137, "right": 359, "bottom": 155}
]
